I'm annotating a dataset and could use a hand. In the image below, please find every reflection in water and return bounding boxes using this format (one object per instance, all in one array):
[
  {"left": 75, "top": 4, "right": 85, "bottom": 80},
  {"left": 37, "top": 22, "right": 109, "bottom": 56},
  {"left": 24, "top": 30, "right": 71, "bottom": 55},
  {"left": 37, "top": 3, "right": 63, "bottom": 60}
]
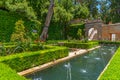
[
  {"left": 33, "top": 77, "right": 42, "bottom": 80},
  {"left": 26, "top": 46, "right": 118, "bottom": 80},
  {"left": 80, "top": 69, "right": 87, "bottom": 73},
  {"left": 83, "top": 56, "right": 89, "bottom": 59},
  {"left": 94, "top": 57, "right": 101, "bottom": 60},
  {"left": 64, "top": 63, "right": 72, "bottom": 80}
]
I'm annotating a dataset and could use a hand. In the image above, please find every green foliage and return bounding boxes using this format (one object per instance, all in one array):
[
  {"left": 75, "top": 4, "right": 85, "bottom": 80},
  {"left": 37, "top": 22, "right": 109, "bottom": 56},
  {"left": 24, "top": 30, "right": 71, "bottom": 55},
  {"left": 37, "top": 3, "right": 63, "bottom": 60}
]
[
  {"left": 0, "top": 10, "right": 41, "bottom": 42},
  {"left": 0, "top": 46, "right": 68, "bottom": 72},
  {"left": 11, "top": 20, "right": 28, "bottom": 42},
  {"left": 59, "top": 41, "right": 99, "bottom": 49},
  {"left": 98, "top": 47, "right": 120, "bottom": 80},
  {"left": 109, "top": 0, "right": 120, "bottom": 23},
  {"left": 28, "top": 0, "right": 49, "bottom": 22},
  {"left": 77, "top": 29, "right": 83, "bottom": 40},
  {"left": 0, "top": 43, "right": 46, "bottom": 56},
  {"left": 0, "top": 43, "right": 6, "bottom": 56},
  {"left": 53, "top": 6, "right": 73, "bottom": 23},
  {"left": 0, "top": 63, "right": 27, "bottom": 80},
  {"left": 74, "top": 4, "right": 89, "bottom": 19},
  {"left": 99, "top": 41, "right": 120, "bottom": 46},
  {"left": 0, "top": 0, "right": 37, "bottom": 19},
  {"left": 67, "top": 23, "right": 85, "bottom": 39},
  {"left": 47, "top": 23, "right": 64, "bottom": 40}
]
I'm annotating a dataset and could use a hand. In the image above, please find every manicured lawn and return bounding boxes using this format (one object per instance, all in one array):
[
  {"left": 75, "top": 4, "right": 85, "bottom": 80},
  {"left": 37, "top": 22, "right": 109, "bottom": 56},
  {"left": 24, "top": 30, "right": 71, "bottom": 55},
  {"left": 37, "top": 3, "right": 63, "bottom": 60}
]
[{"left": 98, "top": 47, "right": 120, "bottom": 80}]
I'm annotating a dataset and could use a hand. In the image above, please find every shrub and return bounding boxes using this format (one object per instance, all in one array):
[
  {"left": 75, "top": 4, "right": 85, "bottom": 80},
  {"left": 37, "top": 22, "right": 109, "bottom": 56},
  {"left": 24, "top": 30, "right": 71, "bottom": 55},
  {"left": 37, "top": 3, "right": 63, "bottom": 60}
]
[
  {"left": 0, "top": 44, "right": 46, "bottom": 56},
  {"left": 11, "top": 20, "right": 28, "bottom": 42},
  {"left": 99, "top": 41, "right": 120, "bottom": 46},
  {"left": 98, "top": 47, "right": 120, "bottom": 80},
  {"left": 66, "top": 23, "right": 85, "bottom": 39},
  {"left": 59, "top": 41, "right": 99, "bottom": 49},
  {"left": 0, "top": 63, "right": 26, "bottom": 80},
  {"left": 0, "top": 46, "right": 68, "bottom": 72},
  {"left": 0, "top": 10, "right": 41, "bottom": 42}
]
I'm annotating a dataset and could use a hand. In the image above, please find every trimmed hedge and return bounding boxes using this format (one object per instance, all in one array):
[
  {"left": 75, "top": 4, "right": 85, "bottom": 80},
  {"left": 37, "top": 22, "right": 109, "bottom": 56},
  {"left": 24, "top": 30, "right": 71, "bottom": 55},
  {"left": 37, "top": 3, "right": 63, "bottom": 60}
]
[
  {"left": 59, "top": 42, "right": 99, "bottom": 49},
  {"left": 99, "top": 41, "right": 120, "bottom": 45},
  {"left": 98, "top": 47, "right": 120, "bottom": 80},
  {"left": 0, "top": 44, "right": 46, "bottom": 56},
  {"left": 0, "top": 46, "right": 68, "bottom": 72},
  {"left": 0, "top": 63, "right": 26, "bottom": 80}
]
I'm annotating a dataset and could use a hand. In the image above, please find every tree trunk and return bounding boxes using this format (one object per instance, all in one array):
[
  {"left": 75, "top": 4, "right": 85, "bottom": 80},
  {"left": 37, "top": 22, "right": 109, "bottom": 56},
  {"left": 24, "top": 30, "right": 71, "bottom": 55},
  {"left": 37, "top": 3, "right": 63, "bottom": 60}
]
[{"left": 40, "top": 0, "right": 54, "bottom": 41}]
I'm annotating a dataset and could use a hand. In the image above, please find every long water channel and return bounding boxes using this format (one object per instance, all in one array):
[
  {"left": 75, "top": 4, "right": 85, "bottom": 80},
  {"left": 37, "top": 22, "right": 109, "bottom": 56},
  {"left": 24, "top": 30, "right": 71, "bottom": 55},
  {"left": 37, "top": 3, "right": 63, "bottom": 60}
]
[{"left": 26, "top": 45, "right": 118, "bottom": 80}]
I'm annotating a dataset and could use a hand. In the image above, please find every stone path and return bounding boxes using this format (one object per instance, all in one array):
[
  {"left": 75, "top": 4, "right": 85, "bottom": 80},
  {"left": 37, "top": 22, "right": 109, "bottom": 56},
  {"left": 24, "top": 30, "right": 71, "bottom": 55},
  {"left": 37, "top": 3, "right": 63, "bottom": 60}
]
[{"left": 18, "top": 46, "right": 100, "bottom": 76}]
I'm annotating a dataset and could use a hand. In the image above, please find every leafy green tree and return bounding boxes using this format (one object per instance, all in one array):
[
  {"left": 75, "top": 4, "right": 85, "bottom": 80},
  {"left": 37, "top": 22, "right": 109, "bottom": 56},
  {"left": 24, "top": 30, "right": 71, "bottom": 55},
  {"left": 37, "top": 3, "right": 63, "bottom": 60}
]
[
  {"left": 109, "top": 0, "right": 120, "bottom": 23},
  {"left": 74, "top": 4, "right": 89, "bottom": 19},
  {"left": 53, "top": 0, "right": 74, "bottom": 39},
  {"left": 98, "top": 0, "right": 111, "bottom": 23},
  {"left": 28, "top": 0, "right": 49, "bottom": 22},
  {"left": 0, "top": 0, "right": 36, "bottom": 19},
  {"left": 82, "top": 0, "right": 99, "bottom": 19}
]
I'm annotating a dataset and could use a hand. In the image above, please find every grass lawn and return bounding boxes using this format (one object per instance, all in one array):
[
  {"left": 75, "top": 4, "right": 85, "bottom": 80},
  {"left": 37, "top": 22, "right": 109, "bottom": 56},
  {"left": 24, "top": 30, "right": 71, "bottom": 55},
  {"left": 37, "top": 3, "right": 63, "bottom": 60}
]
[{"left": 98, "top": 47, "right": 120, "bottom": 80}]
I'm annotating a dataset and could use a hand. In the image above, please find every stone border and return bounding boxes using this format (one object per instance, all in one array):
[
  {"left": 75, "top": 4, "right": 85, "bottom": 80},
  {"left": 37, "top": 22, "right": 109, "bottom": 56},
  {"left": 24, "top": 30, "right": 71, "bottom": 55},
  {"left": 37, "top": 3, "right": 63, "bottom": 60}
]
[{"left": 18, "top": 46, "right": 100, "bottom": 76}]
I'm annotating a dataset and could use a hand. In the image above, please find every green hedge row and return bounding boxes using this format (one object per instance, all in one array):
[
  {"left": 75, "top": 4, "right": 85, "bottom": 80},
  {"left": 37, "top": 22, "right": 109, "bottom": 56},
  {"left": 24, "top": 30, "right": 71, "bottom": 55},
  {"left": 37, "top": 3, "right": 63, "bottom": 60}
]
[
  {"left": 0, "top": 63, "right": 26, "bottom": 80},
  {"left": 60, "top": 42, "right": 99, "bottom": 49},
  {"left": 0, "top": 44, "right": 46, "bottom": 56},
  {"left": 98, "top": 47, "right": 120, "bottom": 80},
  {"left": 99, "top": 41, "right": 120, "bottom": 45},
  {"left": 0, "top": 46, "right": 68, "bottom": 72}
]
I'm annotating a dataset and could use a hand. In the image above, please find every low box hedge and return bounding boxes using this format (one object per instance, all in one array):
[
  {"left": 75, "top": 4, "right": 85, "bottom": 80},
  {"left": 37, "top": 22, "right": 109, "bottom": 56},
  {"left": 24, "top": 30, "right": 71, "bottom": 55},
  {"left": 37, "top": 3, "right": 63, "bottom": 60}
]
[
  {"left": 0, "top": 63, "right": 26, "bottom": 80},
  {"left": 59, "top": 42, "right": 99, "bottom": 49},
  {"left": 99, "top": 41, "right": 120, "bottom": 45},
  {"left": 98, "top": 47, "right": 120, "bottom": 80},
  {"left": 0, "top": 44, "right": 47, "bottom": 56},
  {"left": 0, "top": 46, "right": 68, "bottom": 72}
]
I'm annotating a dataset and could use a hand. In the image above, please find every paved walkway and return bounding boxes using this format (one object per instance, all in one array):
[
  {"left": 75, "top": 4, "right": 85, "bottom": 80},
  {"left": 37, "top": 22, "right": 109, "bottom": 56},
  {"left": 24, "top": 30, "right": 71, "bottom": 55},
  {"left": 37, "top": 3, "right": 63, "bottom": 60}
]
[{"left": 18, "top": 46, "right": 100, "bottom": 76}]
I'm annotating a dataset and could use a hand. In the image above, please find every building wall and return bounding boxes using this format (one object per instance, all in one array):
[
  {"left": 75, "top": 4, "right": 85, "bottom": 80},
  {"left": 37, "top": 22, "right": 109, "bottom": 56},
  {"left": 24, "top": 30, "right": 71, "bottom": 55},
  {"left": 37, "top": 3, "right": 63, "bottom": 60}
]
[
  {"left": 85, "top": 21, "right": 120, "bottom": 41},
  {"left": 102, "top": 23, "right": 120, "bottom": 41}
]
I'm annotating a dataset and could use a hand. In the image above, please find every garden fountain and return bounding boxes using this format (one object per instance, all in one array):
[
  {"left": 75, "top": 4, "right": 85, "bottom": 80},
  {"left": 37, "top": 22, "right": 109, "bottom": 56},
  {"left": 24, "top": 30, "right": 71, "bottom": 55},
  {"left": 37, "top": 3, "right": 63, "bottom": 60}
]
[{"left": 26, "top": 45, "right": 117, "bottom": 80}]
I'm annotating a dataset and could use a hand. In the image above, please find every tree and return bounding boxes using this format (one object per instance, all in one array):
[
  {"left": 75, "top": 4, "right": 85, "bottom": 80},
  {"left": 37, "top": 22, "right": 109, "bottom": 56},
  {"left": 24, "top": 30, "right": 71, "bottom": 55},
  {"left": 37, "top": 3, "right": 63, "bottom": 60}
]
[
  {"left": 109, "top": 0, "right": 120, "bottom": 23},
  {"left": 0, "top": 0, "right": 36, "bottom": 20},
  {"left": 40, "top": 0, "right": 54, "bottom": 41},
  {"left": 74, "top": 4, "right": 89, "bottom": 19},
  {"left": 98, "top": 0, "right": 111, "bottom": 23},
  {"left": 82, "top": 0, "right": 99, "bottom": 19},
  {"left": 52, "top": 0, "right": 74, "bottom": 39},
  {"left": 27, "top": 0, "right": 49, "bottom": 22}
]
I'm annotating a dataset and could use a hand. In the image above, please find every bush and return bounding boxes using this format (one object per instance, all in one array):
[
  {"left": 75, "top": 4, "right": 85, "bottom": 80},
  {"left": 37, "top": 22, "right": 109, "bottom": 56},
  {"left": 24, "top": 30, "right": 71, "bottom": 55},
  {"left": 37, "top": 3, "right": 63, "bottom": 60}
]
[
  {"left": 66, "top": 23, "right": 85, "bottom": 39},
  {"left": 48, "top": 23, "right": 64, "bottom": 40},
  {"left": 59, "top": 41, "right": 99, "bottom": 49},
  {"left": 0, "top": 46, "right": 68, "bottom": 72},
  {"left": 0, "top": 44, "right": 46, "bottom": 56},
  {"left": 0, "top": 63, "right": 26, "bottom": 80},
  {"left": 0, "top": 10, "right": 40, "bottom": 42},
  {"left": 98, "top": 47, "right": 120, "bottom": 80}
]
